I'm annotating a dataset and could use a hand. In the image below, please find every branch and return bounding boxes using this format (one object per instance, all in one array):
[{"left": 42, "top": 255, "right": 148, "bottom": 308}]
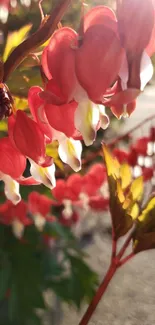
[
  {"left": 78, "top": 263, "right": 117, "bottom": 325},
  {"left": 118, "top": 252, "right": 135, "bottom": 267},
  {"left": 3, "top": 0, "right": 72, "bottom": 82},
  {"left": 108, "top": 113, "right": 155, "bottom": 147},
  {"left": 117, "top": 225, "right": 136, "bottom": 260}
]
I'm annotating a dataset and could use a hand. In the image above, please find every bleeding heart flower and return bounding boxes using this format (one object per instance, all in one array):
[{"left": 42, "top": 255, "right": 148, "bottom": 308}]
[
  {"left": 75, "top": 6, "right": 124, "bottom": 103},
  {"left": 0, "top": 137, "right": 26, "bottom": 204},
  {"left": 12, "top": 110, "right": 52, "bottom": 167},
  {"left": 116, "top": 0, "right": 155, "bottom": 97},
  {"left": 0, "top": 200, "right": 31, "bottom": 238},
  {"left": 28, "top": 192, "right": 55, "bottom": 231},
  {"left": 28, "top": 84, "right": 83, "bottom": 171}
]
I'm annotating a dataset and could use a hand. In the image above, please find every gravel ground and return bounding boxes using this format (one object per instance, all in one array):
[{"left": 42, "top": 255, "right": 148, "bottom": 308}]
[{"left": 58, "top": 234, "right": 155, "bottom": 325}]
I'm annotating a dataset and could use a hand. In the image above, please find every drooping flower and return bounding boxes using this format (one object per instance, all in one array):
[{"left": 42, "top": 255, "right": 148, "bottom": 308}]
[
  {"left": 7, "top": 113, "right": 56, "bottom": 193},
  {"left": 28, "top": 191, "right": 55, "bottom": 231},
  {"left": 0, "top": 137, "right": 26, "bottom": 204},
  {"left": 0, "top": 200, "right": 31, "bottom": 238},
  {"left": 28, "top": 84, "right": 83, "bottom": 172},
  {"left": 109, "top": 0, "right": 155, "bottom": 118}
]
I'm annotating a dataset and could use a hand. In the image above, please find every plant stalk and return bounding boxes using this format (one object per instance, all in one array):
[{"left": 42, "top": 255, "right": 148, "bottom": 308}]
[{"left": 78, "top": 262, "right": 117, "bottom": 325}]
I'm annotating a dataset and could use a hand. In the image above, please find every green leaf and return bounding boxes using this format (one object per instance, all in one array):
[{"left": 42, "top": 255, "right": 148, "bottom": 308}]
[
  {"left": 27, "top": 313, "right": 42, "bottom": 325},
  {"left": 0, "top": 262, "right": 11, "bottom": 301},
  {"left": 44, "top": 222, "right": 74, "bottom": 241},
  {"left": 7, "top": 66, "right": 42, "bottom": 98},
  {"left": 3, "top": 24, "right": 32, "bottom": 62},
  {"left": 8, "top": 236, "right": 45, "bottom": 323},
  {"left": 48, "top": 255, "right": 98, "bottom": 308}
]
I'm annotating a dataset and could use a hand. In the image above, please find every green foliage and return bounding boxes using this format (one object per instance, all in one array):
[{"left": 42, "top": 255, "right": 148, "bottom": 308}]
[{"left": 0, "top": 222, "right": 98, "bottom": 325}]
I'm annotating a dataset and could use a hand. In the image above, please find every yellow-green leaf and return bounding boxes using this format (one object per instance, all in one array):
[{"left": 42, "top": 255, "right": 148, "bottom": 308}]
[
  {"left": 46, "top": 141, "right": 59, "bottom": 159},
  {"left": 13, "top": 96, "right": 28, "bottom": 111},
  {"left": 130, "top": 176, "right": 143, "bottom": 202},
  {"left": 0, "top": 120, "right": 8, "bottom": 132},
  {"left": 102, "top": 144, "right": 133, "bottom": 239},
  {"left": 102, "top": 144, "right": 120, "bottom": 179},
  {"left": 3, "top": 24, "right": 32, "bottom": 62},
  {"left": 133, "top": 197, "right": 155, "bottom": 253},
  {"left": 139, "top": 197, "right": 155, "bottom": 222},
  {"left": 116, "top": 180, "right": 125, "bottom": 203},
  {"left": 120, "top": 163, "right": 132, "bottom": 190},
  {"left": 128, "top": 203, "right": 139, "bottom": 220}
]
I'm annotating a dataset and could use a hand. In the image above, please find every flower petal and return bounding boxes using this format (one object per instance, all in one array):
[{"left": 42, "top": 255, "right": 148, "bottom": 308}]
[
  {"left": 52, "top": 179, "right": 66, "bottom": 202},
  {"left": 28, "top": 191, "right": 52, "bottom": 216},
  {"left": 44, "top": 101, "right": 77, "bottom": 138},
  {"left": 17, "top": 176, "right": 41, "bottom": 186},
  {"left": 42, "top": 27, "right": 78, "bottom": 101},
  {"left": 28, "top": 86, "right": 53, "bottom": 140},
  {"left": 2, "top": 174, "right": 21, "bottom": 205},
  {"left": 75, "top": 99, "right": 100, "bottom": 146},
  {"left": 58, "top": 136, "right": 82, "bottom": 172},
  {"left": 30, "top": 160, "right": 56, "bottom": 190},
  {"left": 0, "top": 137, "right": 26, "bottom": 179},
  {"left": 104, "top": 88, "right": 140, "bottom": 107},
  {"left": 99, "top": 106, "right": 110, "bottom": 130},
  {"left": 146, "top": 14, "right": 155, "bottom": 56},
  {"left": 140, "top": 51, "right": 154, "bottom": 90},
  {"left": 83, "top": 5, "right": 117, "bottom": 32},
  {"left": 75, "top": 24, "right": 123, "bottom": 102},
  {"left": 12, "top": 219, "right": 25, "bottom": 239},
  {"left": 13, "top": 110, "right": 51, "bottom": 166},
  {"left": 117, "top": 0, "right": 155, "bottom": 54}
]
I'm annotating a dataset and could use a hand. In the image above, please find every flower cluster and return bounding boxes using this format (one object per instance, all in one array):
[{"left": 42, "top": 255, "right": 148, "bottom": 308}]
[
  {"left": 2, "top": 123, "right": 155, "bottom": 239},
  {"left": 0, "top": 162, "right": 109, "bottom": 238}
]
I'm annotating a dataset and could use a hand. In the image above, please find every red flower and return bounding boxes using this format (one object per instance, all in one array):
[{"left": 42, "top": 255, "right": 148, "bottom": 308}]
[
  {"left": 0, "top": 200, "right": 31, "bottom": 238},
  {"left": 0, "top": 200, "right": 29, "bottom": 225},
  {"left": 113, "top": 148, "right": 129, "bottom": 163},
  {"left": 28, "top": 82, "right": 77, "bottom": 139},
  {"left": 133, "top": 137, "right": 149, "bottom": 156},
  {"left": 28, "top": 191, "right": 53, "bottom": 218},
  {"left": 9, "top": 111, "right": 52, "bottom": 167}
]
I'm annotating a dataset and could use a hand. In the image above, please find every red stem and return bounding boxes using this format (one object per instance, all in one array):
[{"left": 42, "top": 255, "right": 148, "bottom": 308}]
[
  {"left": 78, "top": 263, "right": 117, "bottom": 325},
  {"left": 117, "top": 227, "right": 135, "bottom": 260},
  {"left": 79, "top": 225, "right": 135, "bottom": 325},
  {"left": 118, "top": 252, "right": 135, "bottom": 267}
]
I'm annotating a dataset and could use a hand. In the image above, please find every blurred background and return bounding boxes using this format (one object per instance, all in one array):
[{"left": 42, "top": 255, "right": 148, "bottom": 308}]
[{"left": 0, "top": 1, "right": 155, "bottom": 325}]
